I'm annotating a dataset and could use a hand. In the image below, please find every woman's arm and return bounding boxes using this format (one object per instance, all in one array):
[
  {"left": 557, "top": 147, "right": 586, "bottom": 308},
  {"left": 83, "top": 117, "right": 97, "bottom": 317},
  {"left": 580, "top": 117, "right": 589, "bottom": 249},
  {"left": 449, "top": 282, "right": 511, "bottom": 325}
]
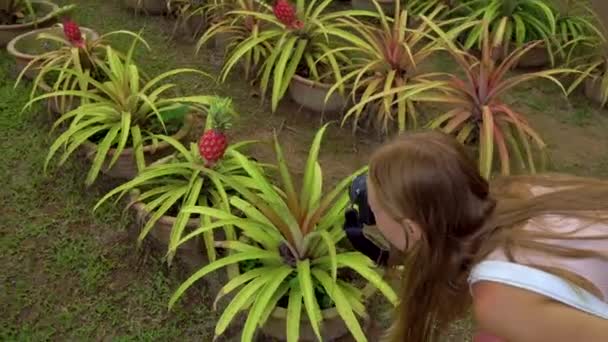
[{"left": 473, "top": 281, "right": 608, "bottom": 342}]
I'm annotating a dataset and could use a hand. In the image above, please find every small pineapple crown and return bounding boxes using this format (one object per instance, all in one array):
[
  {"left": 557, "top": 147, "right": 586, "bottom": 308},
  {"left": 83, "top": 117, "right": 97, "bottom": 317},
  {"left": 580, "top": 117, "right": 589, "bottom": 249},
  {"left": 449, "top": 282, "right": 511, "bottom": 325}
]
[
  {"left": 208, "top": 97, "right": 234, "bottom": 131},
  {"left": 61, "top": 17, "right": 85, "bottom": 47}
]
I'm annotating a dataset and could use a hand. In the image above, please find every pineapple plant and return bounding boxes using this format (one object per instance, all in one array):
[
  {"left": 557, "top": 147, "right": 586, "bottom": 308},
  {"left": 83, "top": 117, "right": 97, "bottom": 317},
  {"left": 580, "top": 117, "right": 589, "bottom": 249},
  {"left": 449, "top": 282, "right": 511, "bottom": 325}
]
[{"left": 198, "top": 98, "right": 234, "bottom": 167}]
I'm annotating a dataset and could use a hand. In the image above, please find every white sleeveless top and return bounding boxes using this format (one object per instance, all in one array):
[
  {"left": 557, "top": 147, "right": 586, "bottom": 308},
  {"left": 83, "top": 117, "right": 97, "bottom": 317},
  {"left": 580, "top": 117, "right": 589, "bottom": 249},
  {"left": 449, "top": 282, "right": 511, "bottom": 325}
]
[{"left": 468, "top": 188, "right": 608, "bottom": 319}]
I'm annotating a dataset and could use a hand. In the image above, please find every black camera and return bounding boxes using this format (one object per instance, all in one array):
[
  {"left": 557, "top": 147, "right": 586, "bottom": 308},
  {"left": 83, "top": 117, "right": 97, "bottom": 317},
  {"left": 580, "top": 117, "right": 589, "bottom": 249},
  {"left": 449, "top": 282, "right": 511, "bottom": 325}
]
[{"left": 344, "top": 174, "right": 389, "bottom": 266}]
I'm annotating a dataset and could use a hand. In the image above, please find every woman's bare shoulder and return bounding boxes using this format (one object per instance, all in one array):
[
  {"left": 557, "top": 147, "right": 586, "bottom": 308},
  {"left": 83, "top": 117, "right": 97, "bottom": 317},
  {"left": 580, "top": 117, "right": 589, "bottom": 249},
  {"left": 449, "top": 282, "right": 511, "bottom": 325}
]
[{"left": 471, "top": 281, "right": 608, "bottom": 341}]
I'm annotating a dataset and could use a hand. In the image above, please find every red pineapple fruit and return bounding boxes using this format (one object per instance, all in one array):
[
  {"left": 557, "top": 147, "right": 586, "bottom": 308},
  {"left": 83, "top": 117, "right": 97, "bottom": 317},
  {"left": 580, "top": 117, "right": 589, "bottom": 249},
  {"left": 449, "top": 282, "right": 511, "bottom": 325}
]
[
  {"left": 198, "top": 98, "right": 233, "bottom": 167},
  {"left": 273, "top": 0, "right": 298, "bottom": 27},
  {"left": 62, "top": 19, "right": 84, "bottom": 47}
]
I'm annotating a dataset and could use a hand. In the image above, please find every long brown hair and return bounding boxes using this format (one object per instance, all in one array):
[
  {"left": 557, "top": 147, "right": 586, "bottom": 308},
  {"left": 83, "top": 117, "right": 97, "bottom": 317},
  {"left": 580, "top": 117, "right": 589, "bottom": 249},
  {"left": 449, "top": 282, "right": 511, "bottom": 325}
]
[{"left": 368, "top": 130, "right": 608, "bottom": 342}]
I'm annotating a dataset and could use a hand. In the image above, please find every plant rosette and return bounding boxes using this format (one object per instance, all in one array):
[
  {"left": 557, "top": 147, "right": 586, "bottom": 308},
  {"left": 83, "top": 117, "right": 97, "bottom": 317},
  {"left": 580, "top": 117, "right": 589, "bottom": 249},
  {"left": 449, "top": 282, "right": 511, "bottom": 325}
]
[
  {"left": 167, "top": 0, "right": 209, "bottom": 40},
  {"left": 326, "top": 1, "right": 452, "bottom": 134},
  {"left": 453, "top": 0, "right": 558, "bottom": 68},
  {"left": 564, "top": 15, "right": 608, "bottom": 107},
  {"left": 23, "top": 43, "right": 220, "bottom": 186},
  {"left": 196, "top": 0, "right": 271, "bottom": 78},
  {"left": 219, "top": 0, "right": 377, "bottom": 112},
  {"left": 15, "top": 22, "right": 149, "bottom": 116},
  {"left": 424, "top": 19, "right": 573, "bottom": 179},
  {"left": 568, "top": 53, "right": 608, "bottom": 107},
  {"left": 7, "top": 25, "right": 99, "bottom": 80},
  {"left": 0, "top": 0, "right": 72, "bottom": 47},
  {"left": 553, "top": 0, "right": 604, "bottom": 64},
  {"left": 168, "top": 124, "right": 398, "bottom": 342},
  {"left": 236, "top": 256, "right": 380, "bottom": 341},
  {"left": 124, "top": 0, "right": 168, "bottom": 15},
  {"left": 95, "top": 100, "right": 260, "bottom": 268}
]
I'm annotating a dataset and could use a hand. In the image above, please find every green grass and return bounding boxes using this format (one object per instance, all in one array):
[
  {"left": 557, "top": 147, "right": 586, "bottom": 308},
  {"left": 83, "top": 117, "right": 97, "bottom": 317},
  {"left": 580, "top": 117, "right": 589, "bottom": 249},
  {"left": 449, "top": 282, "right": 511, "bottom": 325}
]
[
  {"left": 0, "top": 51, "right": 221, "bottom": 341},
  {"left": 1, "top": 0, "right": 608, "bottom": 341}
]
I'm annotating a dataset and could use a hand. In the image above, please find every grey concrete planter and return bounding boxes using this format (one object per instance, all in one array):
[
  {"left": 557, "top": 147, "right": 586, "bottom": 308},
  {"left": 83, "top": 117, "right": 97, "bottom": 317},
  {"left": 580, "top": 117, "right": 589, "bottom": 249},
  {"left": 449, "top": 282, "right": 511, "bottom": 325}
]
[
  {"left": 584, "top": 76, "right": 606, "bottom": 107},
  {"left": 0, "top": 0, "right": 59, "bottom": 47},
  {"left": 288, "top": 74, "right": 347, "bottom": 113},
  {"left": 6, "top": 26, "right": 99, "bottom": 80}
]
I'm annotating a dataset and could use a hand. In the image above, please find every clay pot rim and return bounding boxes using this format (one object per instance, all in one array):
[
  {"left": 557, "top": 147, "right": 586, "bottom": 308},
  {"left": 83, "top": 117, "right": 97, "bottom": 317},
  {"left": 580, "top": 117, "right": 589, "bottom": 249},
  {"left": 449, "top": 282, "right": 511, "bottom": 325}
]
[
  {"left": 128, "top": 189, "right": 201, "bottom": 227},
  {"left": 7, "top": 26, "right": 100, "bottom": 60},
  {"left": 81, "top": 113, "right": 195, "bottom": 157},
  {"left": 0, "top": 0, "right": 59, "bottom": 31},
  {"left": 291, "top": 74, "right": 336, "bottom": 90}
]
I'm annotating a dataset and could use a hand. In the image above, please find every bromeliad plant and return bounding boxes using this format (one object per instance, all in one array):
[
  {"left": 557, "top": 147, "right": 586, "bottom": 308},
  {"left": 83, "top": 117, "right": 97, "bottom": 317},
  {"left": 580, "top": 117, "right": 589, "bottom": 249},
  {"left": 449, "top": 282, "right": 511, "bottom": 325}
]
[
  {"left": 24, "top": 40, "right": 218, "bottom": 186},
  {"left": 453, "top": 0, "right": 557, "bottom": 65},
  {"left": 567, "top": 31, "right": 608, "bottom": 107},
  {"left": 326, "top": 1, "right": 452, "bottom": 134},
  {"left": 168, "top": 0, "right": 208, "bottom": 38},
  {"left": 1, "top": 0, "right": 34, "bottom": 24},
  {"left": 168, "top": 125, "right": 398, "bottom": 342},
  {"left": 554, "top": 0, "right": 604, "bottom": 63},
  {"left": 0, "top": 0, "right": 70, "bottom": 25},
  {"left": 16, "top": 20, "right": 148, "bottom": 111},
  {"left": 406, "top": 0, "right": 451, "bottom": 19},
  {"left": 95, "top": 98, "right": 254, "bottom": 263},
  {"left": 196, "top": 0, "right": 270, "bottom": 80},
  {"left": 424, "top": 19, "right": 571, "bottom": 178},
  {"left": 219, "top": 0, "right": 373, "bottom": 112}
]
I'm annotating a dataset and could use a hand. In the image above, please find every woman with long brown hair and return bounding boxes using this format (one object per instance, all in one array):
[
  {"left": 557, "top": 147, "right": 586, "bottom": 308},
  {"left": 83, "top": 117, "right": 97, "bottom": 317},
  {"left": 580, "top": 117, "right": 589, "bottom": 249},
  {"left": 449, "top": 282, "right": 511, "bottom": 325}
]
[{"left": 366, "top": 130, "right": 608, "bottom": 341}]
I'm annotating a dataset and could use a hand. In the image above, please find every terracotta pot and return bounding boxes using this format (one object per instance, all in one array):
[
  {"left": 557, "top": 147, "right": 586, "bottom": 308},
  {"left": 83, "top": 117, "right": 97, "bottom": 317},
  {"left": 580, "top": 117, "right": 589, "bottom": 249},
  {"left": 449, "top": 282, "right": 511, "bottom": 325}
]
[
  {"left": 128, "top": 161, "right": 232, "bottom": 271},
  {"left": 129, "top": 190, "right": 215, "bottom": 270},
  {"left": 493, "top": 43, "right": 550, "bottom": 68},
  {"left": 81, "top": 115, "right": 194, "bottom": 180},
  {"left": 6, "top": 26, "right": 99, "bottom": 80},
  {"left": 584, "top": 76, "right": 605, "bottom": 106},
  {"left": 288, "top": 74, "right": 347, "bottom": 113},
  {"left": 351, "top": 0, "right": 395, "bottom": 16},
  {"left": 124, "top": 0, "right": 168, "bottom": 15},
  {"left": 0, "top": 0, "right": 59, "bottom": 47},
  {"left": 185, "top": 13, "right": 206, "bottom": 37},
  {"left": 260, "top": 280, "right": 377, "bottom": 341}
]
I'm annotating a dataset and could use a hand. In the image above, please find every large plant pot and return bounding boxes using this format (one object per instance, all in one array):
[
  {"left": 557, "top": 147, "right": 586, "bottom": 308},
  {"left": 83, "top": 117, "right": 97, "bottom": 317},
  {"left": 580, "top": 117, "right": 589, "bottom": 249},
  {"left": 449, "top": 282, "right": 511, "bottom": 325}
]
[
  {"left": 260, "top": 281, "right": 377, "bottom": 341},
  {"left": 351, "top": 0, "right": 395, "bottom": 16},
  {"left": 0, "top": 0, "right": 59, "bottom": 47},
  {"left": 7, "top": 26, "right": 99, "bottom": 80},
  {"left": 288, "top": 75, "right": 347, "bottom": 113},
  {"left": 124, "top": 0, "right": 168, "bottom": 15},
  {"left": 129, "top": 191, "right": 211, "bottom": 270},
  {"left": 132, "top": 198, "right": 202, "bottom": 255},
  {"left": 491, "top": 43, "right": 550, "bottom": 69},
  {"left": 185, "top": 13, "right": 206, "bottom": 38},
  {"left": 81, "top": 115, "right": 194, "bottom": 180},
  {"left": 584, "top": 76, "right": 605, "bottom": 106}
]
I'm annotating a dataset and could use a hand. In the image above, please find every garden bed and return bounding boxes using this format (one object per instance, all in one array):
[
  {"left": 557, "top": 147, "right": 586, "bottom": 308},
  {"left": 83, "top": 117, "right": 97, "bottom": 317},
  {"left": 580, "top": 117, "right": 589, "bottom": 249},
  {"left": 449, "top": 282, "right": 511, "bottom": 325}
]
[{"left": 2, "top": 0, "right": 608, "bottom": 340}]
